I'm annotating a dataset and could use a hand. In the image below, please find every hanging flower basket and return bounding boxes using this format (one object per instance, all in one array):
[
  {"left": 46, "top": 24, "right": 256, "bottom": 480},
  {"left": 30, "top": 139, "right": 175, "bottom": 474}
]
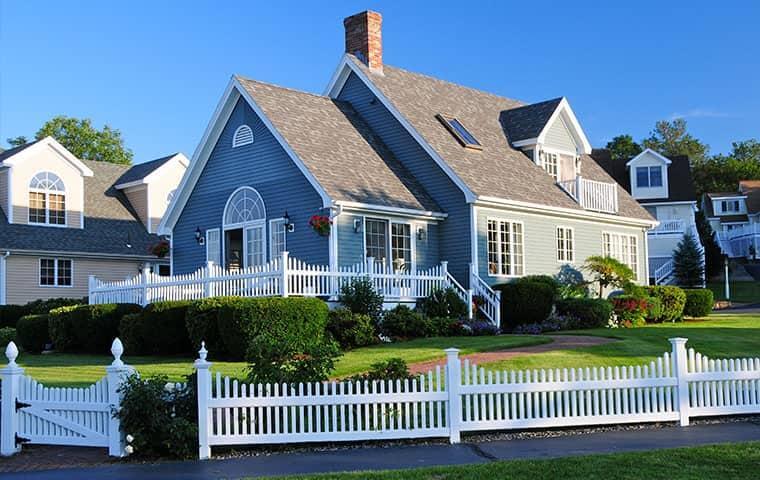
[
  {"left": 150, "top": 240, "right": 170, "bottom": 258},
  {"left": 309, "top": 215, "right": 332, "bottom": 236}
]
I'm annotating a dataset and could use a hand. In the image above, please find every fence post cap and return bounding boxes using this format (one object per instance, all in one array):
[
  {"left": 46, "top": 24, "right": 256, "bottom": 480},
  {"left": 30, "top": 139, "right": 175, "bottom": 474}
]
[
  {"left": 444, "top": 347, "right": 460, "bottom": 355},
  {"left": 5, "top": 341, "right": 18, "bottom": 366},
  {"left": 195, "top": 341, "right": 212, "bottom": 368},
  {"left": 110, "top": 338, "right": 125, "bottom": 367},
  {"left": 668, "top": 337, "right": 688, "bottom": 345}
]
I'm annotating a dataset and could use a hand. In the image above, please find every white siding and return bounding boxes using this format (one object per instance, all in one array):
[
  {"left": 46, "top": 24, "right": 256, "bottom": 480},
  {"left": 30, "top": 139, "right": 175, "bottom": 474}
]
[
  {"left": 543, "top": 116, "right": 577, "bottom": 153},
  {"left": 628, "top": 151, "right": 669, "bottom": 200}
]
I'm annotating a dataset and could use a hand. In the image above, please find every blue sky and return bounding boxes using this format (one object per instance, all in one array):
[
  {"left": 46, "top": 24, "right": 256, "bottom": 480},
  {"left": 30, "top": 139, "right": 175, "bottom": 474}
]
[{"left": 1, "top": 1, "right": 758, "bottom": 164}]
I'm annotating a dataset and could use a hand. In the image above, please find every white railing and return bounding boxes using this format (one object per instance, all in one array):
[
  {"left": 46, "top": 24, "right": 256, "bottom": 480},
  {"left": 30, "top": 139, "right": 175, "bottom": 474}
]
[
  {"left": 649, "top": 219, "right": 686, "bottom": 235},
  {"left": 194, "top": 337, "right": 760, "bottom": 458},
  {"left": 470, "top": 264, "right": 501, "bottom": 327},
  {"left": 717, "top": 223, "right": 760, "bottom": 258},
  {"left": 558, "top": 176, "right": 618, "bottom": 214},
  {"left": 654, "top": 259, "right": 675, "bottom": 285}
]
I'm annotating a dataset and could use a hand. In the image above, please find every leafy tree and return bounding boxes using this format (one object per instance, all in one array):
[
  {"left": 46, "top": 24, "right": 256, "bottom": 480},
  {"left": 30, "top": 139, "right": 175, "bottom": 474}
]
[
  {"left": 605, "top": 134, "right": 642, "bottom": 163},
  {"left": 690, "top": 139, "right": 760, "bottom": 197},
  {"left": 642, "top": 119, "right": 709, "bottom": 163},
  {"left": 6, "top": 136, "right": 29, "bottom": 148},
  {"left": 8, "top": 116, "right": 133, "bottom": 164},
  {"left": 583, "top": 256, "right": 634, "bottom": 298},
  {"left": 672, "top": 232, "right": 704, "bottom": 287}
]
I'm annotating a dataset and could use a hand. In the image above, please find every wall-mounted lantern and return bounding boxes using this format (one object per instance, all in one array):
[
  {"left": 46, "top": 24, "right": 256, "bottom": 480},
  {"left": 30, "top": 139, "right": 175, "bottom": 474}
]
[
  {"left": 353, "top": 218, "right": 363, "bottom": 233},
  {"left": 195, "top": 227, "right": 205, "bottom": 245},
  {"left": 283, "top": 211, "right": 295, "bottom": 233}
]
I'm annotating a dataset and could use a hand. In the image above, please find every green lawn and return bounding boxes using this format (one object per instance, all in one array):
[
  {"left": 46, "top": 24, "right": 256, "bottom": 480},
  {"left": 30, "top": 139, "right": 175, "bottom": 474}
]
[
  {"left": 0, "top": 335, "right": 548, "bottom": 387},
  {"left": 260, "top": 442, "right": 760, "bottom": 480},
  {"left": 708, "top": 280, "right": 760, "bottom": 303},
  {"left": 481, "top": 314, "right": 760, "bottom": 372}
]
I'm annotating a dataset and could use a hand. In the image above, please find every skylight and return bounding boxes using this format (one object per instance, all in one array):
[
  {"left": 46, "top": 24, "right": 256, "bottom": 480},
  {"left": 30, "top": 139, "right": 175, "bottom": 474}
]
[{"left": 436, "top": 114, "right": 482, "bottom": 150}]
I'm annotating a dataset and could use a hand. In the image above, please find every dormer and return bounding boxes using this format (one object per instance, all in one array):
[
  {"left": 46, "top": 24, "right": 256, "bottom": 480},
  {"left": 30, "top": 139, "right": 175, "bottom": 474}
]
[
  {"left": 625, "top": 149, "right": 671, "bottom": 200},
  {"left": 114, "top": 153, "right": 189, "bottom": 233},
  {"left": 707, "top": 193, "right": 748, "bottom": 217},
  {"left": 0, "top": 136, "right": 93, "bottom": 228}
]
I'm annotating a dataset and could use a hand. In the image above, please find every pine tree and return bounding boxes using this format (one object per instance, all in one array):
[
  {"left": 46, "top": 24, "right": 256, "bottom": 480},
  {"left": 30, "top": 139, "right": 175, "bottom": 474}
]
[{"left": 673, "top": 232, "right": 704, "bottom": 287}]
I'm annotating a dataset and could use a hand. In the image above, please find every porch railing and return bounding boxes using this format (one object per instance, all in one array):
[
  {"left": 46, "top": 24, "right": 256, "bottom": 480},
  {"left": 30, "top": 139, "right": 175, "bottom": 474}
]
[
  {"left": 649, "top": 219, "right": 686, "bottom": 235},
  {"left": 558, "top": 176, "right": 618, "bottom": 214},
  {"left": 717, "top": 223, "right": 760, "bottom": 258}
]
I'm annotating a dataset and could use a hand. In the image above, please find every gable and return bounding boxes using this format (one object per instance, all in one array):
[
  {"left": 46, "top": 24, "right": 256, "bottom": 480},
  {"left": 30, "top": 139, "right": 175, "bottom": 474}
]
[{"left": 543, "top": 115, "right": 577, "bottom": 153}]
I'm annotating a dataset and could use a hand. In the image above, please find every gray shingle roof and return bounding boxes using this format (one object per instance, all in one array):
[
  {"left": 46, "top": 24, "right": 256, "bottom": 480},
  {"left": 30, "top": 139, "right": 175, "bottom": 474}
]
[
  {"left": 0, "top": 159, "right": 162, "bottom": 257},
  {"left": 114, "top": 153, "right": 179, "bottom": 187},
  {"left": 346, "top": 56, "right": 652, "bottom": 220},
  {"left": 236, "top": 76, "right": 440, "bottom": 212},
  {"left": 501, "top": 98, "right": 563, "bottom": 142}
]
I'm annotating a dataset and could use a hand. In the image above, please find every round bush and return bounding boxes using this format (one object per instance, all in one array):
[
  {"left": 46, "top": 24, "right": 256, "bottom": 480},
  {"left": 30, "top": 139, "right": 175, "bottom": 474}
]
[
  {"left": 517, "top": 275, "right": 560, "bottom": 298},
  {"left": 0, "top": 327, "right": 16, "bottom": 348},
  {"left": 495, "top": 281, "right": 555, "bottom": 328},
  {"left": 683, "top": 289, "right": 714, "bottom": 318},
  {"left": 645, "top": 286, "right": 687, "bottom": 322},
  {"left": 555, "top": 298, "right": 613, "bottom": 329},
  {"left": 417, "top": 288, "right": 468, "bottom": 319},
  {"left": 49, "top": 303, "right": 140, "bottom": 353},
  {"left": 380, "top": 305, "right": 429, "bottom": 338},
  {"left": 327, "top": 308, "right": 378, "bottom": 349},
  {"left": 16, "top": 314, "right": 50, "bottom": 353}
]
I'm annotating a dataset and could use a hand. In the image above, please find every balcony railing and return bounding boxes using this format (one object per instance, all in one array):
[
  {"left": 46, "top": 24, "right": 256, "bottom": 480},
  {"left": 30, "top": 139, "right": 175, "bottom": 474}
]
[
  {"left": 558, "top": 176, "right": 618, "bottom": 214},
  {"left": 649, "top": 219, "right": 686, "bottom": 235},
  {"left": 717, "top": 223, "right": 760, "bottom": 258}
]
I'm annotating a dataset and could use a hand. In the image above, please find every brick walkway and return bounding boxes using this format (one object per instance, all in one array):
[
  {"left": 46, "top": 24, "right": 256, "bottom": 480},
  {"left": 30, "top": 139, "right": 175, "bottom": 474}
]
[{"left": 408, "top": 335, "right": 617, "bottom": 374}]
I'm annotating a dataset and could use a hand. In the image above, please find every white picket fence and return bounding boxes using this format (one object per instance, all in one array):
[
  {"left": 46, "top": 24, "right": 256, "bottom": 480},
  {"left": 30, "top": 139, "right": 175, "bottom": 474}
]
[
  {"left": 194, "top": 337, "right": 760, "bottom": 459},
  {"left": 0, "top": 339, "right": 133, "bottom": 457}
]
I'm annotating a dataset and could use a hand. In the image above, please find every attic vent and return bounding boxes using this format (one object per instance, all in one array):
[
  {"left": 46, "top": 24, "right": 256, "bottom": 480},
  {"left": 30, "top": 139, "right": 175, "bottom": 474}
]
[
  {"left": 436, "top": 114, "right": 482, "bottom": 150},
  {"left": 232, "top": 125, "right": 254, "bottom": 148}
]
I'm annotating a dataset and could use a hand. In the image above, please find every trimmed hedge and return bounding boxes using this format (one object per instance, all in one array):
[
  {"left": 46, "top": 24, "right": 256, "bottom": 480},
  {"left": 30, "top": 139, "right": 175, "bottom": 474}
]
[
  {"left": 185, "top": 297, "right": 241, "bottom": 358},
  {"left": 16, "top": 314, "right": 50, "bottom": 353},
  {"left": 555, "top": 298, "right": 613, "bottom": 329},
  {"left": 0, "top": 298, "right": 85, "bottom": 329},
  {"left": 0, "top": 305, "right": 29, "bottom": 329},
  {"left": 517, "top": 275, "right": 560, "bottom": 299},
  {"left": 495, "top": 281, "right": 555, "bottom": 327},
  {"left": 49, "top": 303, "right": 141, "bottom": 353},
  {"left": 120, "top": 301, "right": 192, "bottom": 355},
  {"left": 0, "top": 327, "right": 16, "bottom": 348},
  {"left": 327, "top": 308, "right": 378, "bottom": 349},
  {"left": 645, "top": 286, "right": 687, "bottom": 322},
  {"left": 683, "top": 289, "right": 714, "bottom": 318}
]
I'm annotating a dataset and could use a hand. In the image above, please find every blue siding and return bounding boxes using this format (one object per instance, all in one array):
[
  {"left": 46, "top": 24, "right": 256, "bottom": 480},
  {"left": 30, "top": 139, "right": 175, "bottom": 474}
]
[
  {"left": 337, "top": 73, "right": 472, "bottom": 285},
  {"left": 173, "top": 98, "right": 328, "bottom": 273}
]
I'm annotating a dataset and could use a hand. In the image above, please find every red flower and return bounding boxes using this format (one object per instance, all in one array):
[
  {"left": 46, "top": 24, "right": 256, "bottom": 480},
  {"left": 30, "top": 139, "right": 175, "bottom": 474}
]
[{"left": 309, "top": 215, "right": 332, "bottom": 236}]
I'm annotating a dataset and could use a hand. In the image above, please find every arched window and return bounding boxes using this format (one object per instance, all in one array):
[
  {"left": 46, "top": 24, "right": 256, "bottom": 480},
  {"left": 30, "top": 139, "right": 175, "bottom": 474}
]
[
  {"left": 223, "top": 187, "right": 266, "bottom": 227},
  {"left": 232, "top": 125, "right": 254, "bottom": 147},
  {"left": 222, "top": 187, "right": 266, "bottom": 269},
  {"left": 28, "top": 172, "right": 66, "bottom": 225}
]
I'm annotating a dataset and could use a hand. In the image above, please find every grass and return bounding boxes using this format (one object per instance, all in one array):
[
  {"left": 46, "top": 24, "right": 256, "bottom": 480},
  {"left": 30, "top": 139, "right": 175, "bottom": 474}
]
[
  {"left": 481, "top": 314, "right": 760, "bottom": 372},
  {"left": 0, "top": 335, "right": 548, "bottom": 387},
  {"left": 258, "top": 442, "right": 760, "bottom": 480},
  {"left": 708, "top": 280, "right": 760, "bottom": 303}
]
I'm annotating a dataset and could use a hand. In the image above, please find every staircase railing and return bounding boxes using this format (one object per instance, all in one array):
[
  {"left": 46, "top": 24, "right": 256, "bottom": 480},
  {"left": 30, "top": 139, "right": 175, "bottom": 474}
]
[
  {"left": 469, "top": 265, "right": 501, "bottom": 328},
  {"left": 654, "top": 259, "right": 675, "bottom": 285}
]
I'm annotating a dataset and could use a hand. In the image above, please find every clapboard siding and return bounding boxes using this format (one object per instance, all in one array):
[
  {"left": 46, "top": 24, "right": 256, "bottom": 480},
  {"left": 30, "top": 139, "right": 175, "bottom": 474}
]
[
  {"left": 0, "top": 169, "right": 7, "bottom": 218},
  {"left": 172, "top": 98, "right": 328, "bottom": 274},
  {"left": 124, "top": 187, "right": 148, "bottom": 230},
  {"left": 544, "top": 116, "right": 577, "bottom": 152},
  {"left": 337, "top": 73, "right": 471, "bottom": 285}
]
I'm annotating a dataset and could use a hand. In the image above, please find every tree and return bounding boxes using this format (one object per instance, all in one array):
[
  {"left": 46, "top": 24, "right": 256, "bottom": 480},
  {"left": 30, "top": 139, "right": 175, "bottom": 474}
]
[
  {"left": 583, "top": 256, "right": 634, "bottom": 298},
  {"left": 605, "top": 134, "right": 642, "bottom": 163},
  {"left": 690, "top": 139, "right": 760, "bottom": 197},
  {"left": 672, "top": 232, "right": 705, "bottom": 287},
  {"left": 642, "top": 119, "right": 709, "bottom": 163},
  {"left": 695, "top": 210, "right": 724, "bottom": 278},
  {"left": 6, "top": 136, "right": 29, "bottom": 148}
]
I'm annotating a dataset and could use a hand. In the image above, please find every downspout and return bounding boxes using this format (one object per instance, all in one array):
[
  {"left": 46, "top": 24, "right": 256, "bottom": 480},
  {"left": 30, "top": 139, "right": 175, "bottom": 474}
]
[
  {"left": 328, "top": 204, "right": 343, "bottom": 300},
  {"left": 1, "top": 251, "right": 9, "bottom": 305}
]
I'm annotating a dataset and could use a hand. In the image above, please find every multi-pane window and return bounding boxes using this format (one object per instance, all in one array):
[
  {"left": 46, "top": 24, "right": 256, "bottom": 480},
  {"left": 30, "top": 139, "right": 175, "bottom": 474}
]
[
  {"left": 28, "top": 172, "right": 66, "bottom": 225},
  {"left": 542, "top": 152, "right": 559, "bottom": 180},
  {"left": 364, "top": 218, "right": 414, "bottom": 270},
  {"left": 245, "top": 226, "right": 265, "bottom": 267},
  {"left": 487, "top": 219, "right": 524, "bottom": 276},
  {"left": 29, "top": 192, "right": 47, "bottom": 223},
  {"left": 206, "top": 229, "right": 221, "bottom": 266},
  {"left": 391, "top": 223, "right": 412, "bottom": 271},
  {"left": 721, "top": 200, "right": 741, "bottom": 213},
  {"left": 269, "top": 219, "right": 287, "bottom": 260},
  {"left": 602, "top": 232, "right": 638, "bottom": 280},
  {"left": 635, "top": 166, "right": 663, "bottom": 188},
  {"left": 556, "top": 227, "right": 574, "bottom": 262},
  {"left": 365, "top": 218, "right": 388, "bottom": 264},
  {"left": 39, "top": 258, "right": 72, "bottom": 287}
]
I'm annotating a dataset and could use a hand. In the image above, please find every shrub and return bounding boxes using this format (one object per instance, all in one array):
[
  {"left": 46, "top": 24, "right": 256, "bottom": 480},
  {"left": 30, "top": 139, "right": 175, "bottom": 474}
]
[
  {"left": 583, "top": 256, "right": 634, "bottom": 297},
  {"left": 25, "top": 297, "right": 84, "bottom": 315},
  {"left": 49, "top": 303, "right": 140, "bottom": 353},
  {"left": 117, "top": 373, "right": 197, "bottom": 459},
  {"left": 427, "top": 317, "right": 468, "bottom": 337},
  {"left": 512, "top": 313, "right": 581, "bottom": 334},
  {"left": 380, "top": 305, "right": 429, "bottom": 339},
  {"left": 0, "top": 305, "right": 30, "bottom": 328},
  {"left": 417, "top": 288, "right": 468, "bottom": 319},
  {"left": 495, "top": 281, "right": 555, "bottom": 328},
  {"left": 645, "top": 297, "right": 663, "bottom": 322},
  {"left": 119, "top": 313, "right": 144, "bottom": 355},
  {"left": 16, "top": 314, "right": 50, "bottom": 353},
  {"left": 645, "top": 286, "right": 687, "bottom": 322},
  {"left": 0, "top": 327, "right": 16, "bottom": 348},
  {"left": 327, "top": 308, "right": 378, "bottom": 350},
  {"left": 349, "top": 358, "right": 413, "bottom": 383},
  {"left": 517, "top": 275, "right": 560, "bottom": 299},
  {"left": 339, "top": 278, "right": 383, "bottom": 324},
  {"left": 465, "top": 319, "right": 500, "bottom": 336},
  {"left": 185, "top": 297, "right": 240, "bottom": 358},
  {"left": 683, "top": 289, "right": 714, "bottom": 318},
  {"left": 555, "top": 264, "right": 589, "bottom": 299},
  {"left": 555, "top": 298, "right": 613, "bottom": 329},
  {"left": 140, "top": 301, "right": 192, "bottom": 354},
  {"left": 611, "top": 295, "right": 649, "bottom": 328}
]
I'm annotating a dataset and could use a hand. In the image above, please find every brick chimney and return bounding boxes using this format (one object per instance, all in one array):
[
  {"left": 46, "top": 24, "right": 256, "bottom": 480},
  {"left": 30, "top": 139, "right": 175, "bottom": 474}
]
[{"left": 343, "top": 10, "right": 382, "bottom": 73}]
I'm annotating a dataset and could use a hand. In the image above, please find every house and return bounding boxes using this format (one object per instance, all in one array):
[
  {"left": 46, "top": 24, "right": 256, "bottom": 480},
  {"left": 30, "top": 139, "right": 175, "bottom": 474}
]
[
  {"left": 703, "top": 180, "right": 760, "bottom": 258},
  {"left": 596, "top": 148, "right": 703, "bottom": 284},
  {"left": 155, "top": 10, "right": 655, "bottom": 321},
  {"left": 0, "top": 136, "right": 187, "bottom": 304}
]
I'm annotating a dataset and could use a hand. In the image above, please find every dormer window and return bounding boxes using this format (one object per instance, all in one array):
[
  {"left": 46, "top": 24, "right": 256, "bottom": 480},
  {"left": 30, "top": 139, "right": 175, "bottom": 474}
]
[
  {"left": 541, "top": 151, "right": 559, "bottom": 180},
  {"left": 722, "top": 200, "right": 741, "bottom": 213},
  {"left": 232, "top": 124, "right": 254, "bottom": 147},
  {"left": 28, "top": 171, "right": 66, "bottom": 226},
  {"left": 636, "top": 166, "right": 663, "bottom": 188},
  {"left": 436, "top": 114, "right": 482, "bottom": 150}
]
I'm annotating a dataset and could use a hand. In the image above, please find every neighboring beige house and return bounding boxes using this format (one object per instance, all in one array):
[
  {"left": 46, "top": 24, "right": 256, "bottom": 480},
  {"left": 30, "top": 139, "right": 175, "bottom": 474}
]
[{"left": 0, "top": 137, "right": 187, "bottom": 305}]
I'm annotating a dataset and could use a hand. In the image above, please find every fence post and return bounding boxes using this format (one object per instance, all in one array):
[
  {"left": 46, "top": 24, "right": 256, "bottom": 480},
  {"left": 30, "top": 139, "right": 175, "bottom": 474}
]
[
  {"left": 494, "top": 290, "right": 502, "bottom": 329},
  {"left": 445, "top": 348, "right": 462, "bottom": 443},
  {"left": 1, "top": 342, "right": 23, "bottom": 456},
  {"left": 195, "top": 342, "right": 212, "bottom": 460},
  {"left": 204, "top": 261, "right": 214, "bottom": 298},
  {"left": 88, "top": 275, "right": 96, "bottom": 305},
  {"left": 467, "top": 289, "right": 474, "bottom": 320},
  {"left": 106, "top": 338, "right": 134, "bottom": 457},
  {"left": 670, "top": 337, "right": 690, "bottom": 427},
  {"left": 281, "top": 251, "right": 289, "bottom": 297},
  {"left": 140, "top": 266, "right": 149, "bottom": 307}
]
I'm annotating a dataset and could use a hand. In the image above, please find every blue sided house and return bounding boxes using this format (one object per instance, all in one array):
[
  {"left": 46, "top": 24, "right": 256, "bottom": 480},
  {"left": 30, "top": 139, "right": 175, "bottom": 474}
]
[{"left": 158, "top": 10, "right": 656, "bottom": 321}]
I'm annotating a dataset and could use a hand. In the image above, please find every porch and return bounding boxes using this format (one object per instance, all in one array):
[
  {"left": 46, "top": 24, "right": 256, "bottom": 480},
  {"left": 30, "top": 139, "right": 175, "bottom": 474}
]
[
  {"left": 88, "top": 252, "right": 502, "bottom": 326},
  {"left": 717, "top": 223, "right": 760, "bottom": 258}
]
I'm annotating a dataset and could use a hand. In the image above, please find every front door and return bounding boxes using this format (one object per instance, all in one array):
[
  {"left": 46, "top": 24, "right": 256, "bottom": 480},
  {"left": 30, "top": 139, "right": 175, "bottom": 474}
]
[{"left": 244, "top": 225, "right": 265, "bottom": 268}]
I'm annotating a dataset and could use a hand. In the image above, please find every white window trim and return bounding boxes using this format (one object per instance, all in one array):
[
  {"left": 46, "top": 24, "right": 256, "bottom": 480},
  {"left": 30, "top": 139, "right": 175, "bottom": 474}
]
[
  {"left": 539, "top": 146, "right": 578, "bottom": 182},
  {"left": 28, "top": 189, "right": 67, "bottom": 228},
  {"left": 269, "top": 218, "right": 287, "bottom": 261},
  {"left": 361, "top": 216, "right": 417, "bottom": 271},
  {"left": 635, "top": 165, "right": 664, "bottom": 189},
  {"left": 205, "top": 228, "right": 221, "bottom": 266},
  {"left": 556, "top": 226, "right": 575, "bottom": 263},
  {"left": 232, "top": 124, "right": 254, "bottom": 148},
  {"left": 38, "top": 258, "right": 73, "bottom": 288},
  {"left": 485, "top": 216, "right": 526, "bottom": 278},
  {"left": 602, "top": 231, "right": 639, "bottom": 281}
]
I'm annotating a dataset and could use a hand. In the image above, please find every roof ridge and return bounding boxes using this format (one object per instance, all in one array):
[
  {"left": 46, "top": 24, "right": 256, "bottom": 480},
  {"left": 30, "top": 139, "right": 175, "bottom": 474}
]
[{"left": 235, "top": 75, "right": 333, "bottom": 101}]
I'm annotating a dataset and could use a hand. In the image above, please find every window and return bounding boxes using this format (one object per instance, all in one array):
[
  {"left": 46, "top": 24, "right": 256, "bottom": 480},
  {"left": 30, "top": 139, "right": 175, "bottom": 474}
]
[
  {"left": 635, "top": 166, "right": 663, "bottom": 188},
  {"left": 224, "top": 187, "right": 266, "bottom": 226},
  {"left": 28, "top": 172, "right": 66, "bottom": 225},
  {"left": 364, "top": 218, "right": 414, "bottom": 270},
  {"left": 436, "top": 114, "right": 482, "bottom": 149},
  {"left": 39, "top": 258, "right": 72, "bottom": 287},
  {"left": 365, "top": 218, "right": 388, "bottom": 263},
  {"left": 391, "top": 223, "right": 412, "bottom": 271},
  {"left": 721, "top": 200, "right": 741, "bottom": 213},
  {"left": 269, "top": 219, "right": 287, "bottom": 260},
  {"left": 602, "top": 232, "right": 638, "bottom": 280},
  {"left": 556, "top": 227, "right": 574, "bottom": 262},
  {"left": 232, "top": 125, "right": 254, "bottom": 147},
  {"left": 487, "top": 219, "right": 524, "bottom": 276},
  {"left": 542, "top": 152, "right": 559, "bottom": 180},
  {"left": 206, "top": 228, "right": 221, "bottom": 266}
]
